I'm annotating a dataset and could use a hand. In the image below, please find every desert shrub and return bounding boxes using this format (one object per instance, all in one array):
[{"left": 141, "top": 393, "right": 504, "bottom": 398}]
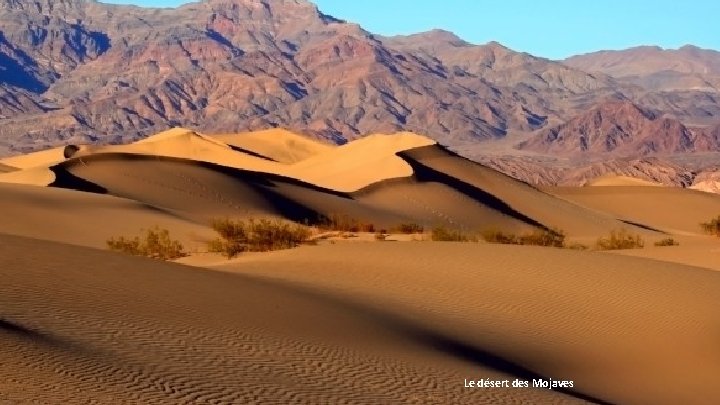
[
  {"left": 595, "top": 229, "right": 644, "bottom": 250},
  {"left": 518, "top": 228, "right": 566, "bottom": 247},
  {"left": 318, "top": 213, "right": 375, "bottom": 233},
  {"left": 481, "top": 228, "right": 566, "bottom": 248},
  {"left": 654, "top": 238, "right": 680, "bottom": 247},
  {"left": 374, "top": 230, "right": 388, "bottom": 241},
  {"left": 700, "top": 215, "right": 720, "bottom": 237},
  {"left": 566, "top": 242, "right": 589, "bottom": 250},
  {"left": 107, "top": 226, "right": 186, "bottom": 260},
  {"left": 209, "top": 218, "right": 312, "bottom": 258},
  {"left": 431, "top": 226, "right": 476, "bottom": 242},
  {"left": 391, "top": 223, "right": 425, "bottom": 234},
  {"left": 481, "top": 229, "right": 519, "bottom": 244}
]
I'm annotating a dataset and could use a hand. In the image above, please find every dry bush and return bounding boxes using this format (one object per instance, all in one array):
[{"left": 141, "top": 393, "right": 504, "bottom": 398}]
[
  {"left": 566, "top": 242, "right": 590, "bottom": 250},
  {"left": 654, "top": 238, "right": 680, "bottom": 247},
  {"left": 595, "top": 229, "right": 645, "bottom": 250},
  {"left": 318, "top": 213, "right": 375, "bottom": 233},
  {"left": 107, "top": 226, "right": 186, "bottom": 260},
  {"left": 700, "top": 216, "right": 720, "bottom": 237},
  {"left": 481, "top": 228, "right": 566, "bottom": 248},
  {"left": 209, "top": 218, "right": 312, "bottom": 258},
  {"left": 391, "top": 223, "right": 425, "bottom": 234},
  {"left": 519, "top": 228, "right": 566, "bottom": 247},
  {"left": 374, "top": 230, "right": 388, "bottom": 241},
  {"left": 431, "top": 226, "right": 477, "bottom": 242},
  {"left": 480, "top": 229, "right": 519, "bottom": 245}
]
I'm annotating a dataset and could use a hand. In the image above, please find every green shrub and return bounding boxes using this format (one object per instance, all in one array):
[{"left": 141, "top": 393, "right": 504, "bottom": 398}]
[
  {"left": 209, "top": 218, "right": 312, "bottom": 258},
  {"left": 595, "top": 229, "right": 644, "bottom": 250},
  {"left": 431, "top": 226, "right": 476, "bottom": 242},
  {"left": 654, "top": 238, "right": 680, "bottom": 247},
  {"left": 700, "top": 216, "right": 720, "bottom": 237},
  {"left": 107, "top": 227, "right": 186, "bottom": 260},
  {"left": 391, "top": 223, "right": 425, "bottom": 234}
]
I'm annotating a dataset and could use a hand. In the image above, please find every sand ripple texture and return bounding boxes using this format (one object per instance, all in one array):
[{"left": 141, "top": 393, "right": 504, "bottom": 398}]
[{"left": 0, "top": 234, "right": 585, "bottom": 404}]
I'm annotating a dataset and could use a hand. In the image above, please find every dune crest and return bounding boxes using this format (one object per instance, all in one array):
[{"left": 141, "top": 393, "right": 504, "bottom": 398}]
[
  {"left": 212, "top": 128, "right": 336, "bottom": 164},
  {"left": 289, "top": 132, "right": 437, "bottom": 192}
]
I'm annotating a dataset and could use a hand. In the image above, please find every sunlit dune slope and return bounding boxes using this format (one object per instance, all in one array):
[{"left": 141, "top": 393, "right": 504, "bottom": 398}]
[
  {"left": 211, "top": 242, "right": 720, "bottom": 405},
  {"left": 212, "top": 128, "right": 335, "bottom": 164},
  {"left": 546, "top": 186, "right": 720, "bottom": 234},
  {"left": 0, "top": 166, "right": 56, "bottom": 186},
  {"left": 395, "top": 146, "right": 645, "bottom": 238},
  {"left": 0, "top": 234, "right": 589, "bottom": 404},
  {"left": 0, "top": 183, "right": 213, "bottom": 249},
  {"left": 50, "top": 154, "right": 420, "bottom": 227},
  {"left": 289, "top": 132, "right": 436, "bottom": 192},
  {"left": 0, "top": 146, "right": 71, "bottom": 169}
]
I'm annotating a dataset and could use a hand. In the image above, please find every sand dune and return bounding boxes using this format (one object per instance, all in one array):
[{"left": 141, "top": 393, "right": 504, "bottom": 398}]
[
  {"left": 0, "top": 162, "right": 17, "bottom": 173},
  {"left": 0, "top": 183, "right": 213, "bottom": 249},
  {"left": 354, "top": 178, "right": 538, "bottom": 232},
  {"left": 586, "top": 175, "right": 663, "bottom": 187},
  {"left": 212, "top": 128, "right": 335, "bottom": 164},
  {"left": 397, "top": 146, "right": 648, "bottom": 239},
  {"left": 0, "top": 165, "right": 56, "bottom": 186},
  {"left": 4, "top": 236, "right": 719, "bottom": 404},
  {"left": 0, "top": 234, "right": 589, "bottom": 404},
  {"left": 0, "top": 145, "right": 69, "bottom": 169},
  {"left": 546, "top": 186, "right": 720, "bottom": 235},
  {"left": 289, "top": 132, "right": 436, "bottom": 192},
  {"left": 209, "top": 242, "right": 720, "bottom": 405},
  {"left": 2, "top": 128, "right": 720, "bottom": 404},
  {"left": 86, "top": 128, "right": 284, "bottom": 174}
]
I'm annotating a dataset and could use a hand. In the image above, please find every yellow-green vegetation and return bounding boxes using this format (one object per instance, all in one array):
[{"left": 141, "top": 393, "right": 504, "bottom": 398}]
[
  {"left": 654, "top": 238, "right": 680, "bottom": 247},
  {"left": 107, "top": 226, "right": 186, "bottom": 261},
  {"left": 391, "top": 223, "right": 425, "bottom": 234},
  {"left": 481, "top": 228, "right": 566, "bottom": 248},
  {"left": 431, "top": 226, "right": 478, "bottom": 242},
  {"left": 317, "top": 213, "right": 376, "bottom": 233},
  {"left": 595, "top": 229, "right": 645, "bottom": 250},
  {"left": 209, "top": 218, "right": 313, "bottom": 259},
  {"left": 700, "top": 215, "right": 720, "bottom": 237}
]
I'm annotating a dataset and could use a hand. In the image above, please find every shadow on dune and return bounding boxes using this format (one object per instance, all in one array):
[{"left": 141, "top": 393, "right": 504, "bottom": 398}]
[
  {"left": 229, "top": 272, "right": 612, "bottom": 404},
  {"left": 619, "top": 219, "right": 666, "bottom": 234},
  {"left": 352, "top": 145, "right": 549, "bottom": 229},
  {"left": 49, "top": 164, "right": 108, "bottom": 194},
  {"left": 49, "top": 153, "right": 352, "bottom": 225},
  {"left": 226, "top": 144, "right": 277, "bottom": 162},
  {"left": 0, "top": 318, "right": 39, "bottom": 336}
]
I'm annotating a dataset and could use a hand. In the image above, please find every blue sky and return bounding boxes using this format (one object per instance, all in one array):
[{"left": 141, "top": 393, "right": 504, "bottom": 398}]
[{"left": 101, "top": 1, "right": 720, "bottom": 59}]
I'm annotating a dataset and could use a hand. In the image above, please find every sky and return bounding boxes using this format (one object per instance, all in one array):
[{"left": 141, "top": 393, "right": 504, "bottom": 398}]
[{"left": 102, "top": 1, "right": 720, "bottom": 59}]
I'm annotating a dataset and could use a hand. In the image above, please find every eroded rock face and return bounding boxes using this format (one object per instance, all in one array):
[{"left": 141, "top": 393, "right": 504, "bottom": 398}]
[
  {"left": 517, "top": 100, "right": 720, "bottom": 156},
  {"left": 0, "top": 0, "right": 719, "bottom": 164}
]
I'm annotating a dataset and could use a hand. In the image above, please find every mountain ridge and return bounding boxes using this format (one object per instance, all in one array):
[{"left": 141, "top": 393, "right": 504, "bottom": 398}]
[{"left": 0, "top": 0, "right": 719, "bottom": 173}]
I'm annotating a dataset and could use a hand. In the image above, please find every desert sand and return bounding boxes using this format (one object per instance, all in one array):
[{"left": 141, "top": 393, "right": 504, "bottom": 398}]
[
  {"left": 1, "top": 128, "right": 720, "bottom": 404},
  {"left": 0, "top": 162, "right": 17, "bottom": 173},
  {"left": 213, "top": 128, "right": 336, "bottom": 164}
]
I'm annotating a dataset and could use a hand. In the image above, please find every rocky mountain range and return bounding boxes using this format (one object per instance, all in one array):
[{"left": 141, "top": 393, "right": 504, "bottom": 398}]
[{"left": 0, "top": 0, "right": 719, "bottom": 188}]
